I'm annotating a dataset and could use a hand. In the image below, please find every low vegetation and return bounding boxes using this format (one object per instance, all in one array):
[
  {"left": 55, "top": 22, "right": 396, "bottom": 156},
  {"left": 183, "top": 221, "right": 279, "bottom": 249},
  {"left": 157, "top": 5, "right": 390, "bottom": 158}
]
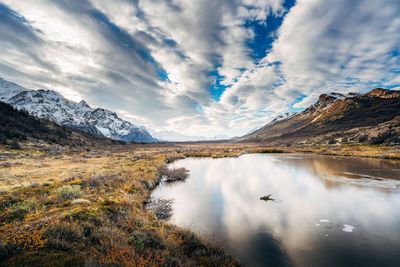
[
  {"left": 56, "top": 185, "right": 83, "bottom": 201},
  {"left": 159, "top": 166, "right": 189, "bottom": 182},
  {"left": 0, "top": 142, "right": 399, "bottom": 266},
  {"left": 0, "top": 143, "right": 249, "bottom": 266}
]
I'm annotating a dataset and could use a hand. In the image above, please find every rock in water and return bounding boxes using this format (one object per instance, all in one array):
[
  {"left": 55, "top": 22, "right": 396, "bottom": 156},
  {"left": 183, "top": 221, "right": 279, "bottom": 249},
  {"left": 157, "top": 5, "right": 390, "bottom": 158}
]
[{"left": 260, "top": 194, "right": 275, "bottom": 201}]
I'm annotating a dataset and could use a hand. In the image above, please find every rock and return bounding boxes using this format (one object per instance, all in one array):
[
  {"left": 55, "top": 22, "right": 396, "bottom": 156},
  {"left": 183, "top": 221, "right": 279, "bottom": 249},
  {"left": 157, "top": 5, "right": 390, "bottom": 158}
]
[
  {"left": 146, "top": 199, "right": 173, "bottom": 220},
  {"left": 260, "top": 194, "right": 275, "bottom": 202}
]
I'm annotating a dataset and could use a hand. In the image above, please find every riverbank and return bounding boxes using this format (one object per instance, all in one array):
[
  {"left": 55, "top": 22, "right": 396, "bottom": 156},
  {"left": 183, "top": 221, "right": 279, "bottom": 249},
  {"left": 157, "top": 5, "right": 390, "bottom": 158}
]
[{"left": 0, "top": 143, "right": 399, "bottom": 266}]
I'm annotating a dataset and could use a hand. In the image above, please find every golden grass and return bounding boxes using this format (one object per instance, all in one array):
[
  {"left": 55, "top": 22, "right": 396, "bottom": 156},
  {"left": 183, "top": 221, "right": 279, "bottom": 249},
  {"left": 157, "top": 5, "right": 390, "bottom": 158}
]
[{"left": 0, "top": 142, "right": 399, "bottom": 266}]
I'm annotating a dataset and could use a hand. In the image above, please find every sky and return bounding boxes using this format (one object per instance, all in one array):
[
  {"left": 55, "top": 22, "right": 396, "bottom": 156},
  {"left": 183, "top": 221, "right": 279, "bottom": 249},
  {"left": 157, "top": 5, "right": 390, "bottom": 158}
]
[{"left": 0, "top": 0, "right": 399, "bottom": 137}]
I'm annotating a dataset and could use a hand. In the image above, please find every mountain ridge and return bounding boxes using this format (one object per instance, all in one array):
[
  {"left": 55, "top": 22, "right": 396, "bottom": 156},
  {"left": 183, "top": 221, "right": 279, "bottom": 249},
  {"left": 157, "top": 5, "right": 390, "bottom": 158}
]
[
  {"left": 0, "top": 78, "right": 156, "bottom": 143},
  {"left": 0, "top": 101, "right": 122, "bottom": 147},
  {"left": 240, "top": 88, "right": 400, "bottom": 145}
]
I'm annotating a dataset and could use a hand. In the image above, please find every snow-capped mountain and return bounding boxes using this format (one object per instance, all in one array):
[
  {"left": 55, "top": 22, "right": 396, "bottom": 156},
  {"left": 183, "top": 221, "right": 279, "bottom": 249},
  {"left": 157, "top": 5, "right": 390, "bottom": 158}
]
[
  {"left": 0, "top": 78, "right": 26, "bottom": 102},
  {"left": 0, "top": 78, "right": 156, "bottom": 142},
  {"left": 84, "top": 108, "right": 154, "bottom": 142}
]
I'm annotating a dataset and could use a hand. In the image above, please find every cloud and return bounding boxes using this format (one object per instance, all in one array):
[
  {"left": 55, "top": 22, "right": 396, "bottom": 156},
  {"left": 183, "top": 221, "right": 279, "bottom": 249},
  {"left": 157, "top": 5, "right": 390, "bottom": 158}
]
[
  {"left": 0, "top": 0, "right": 399, "bottom": 137},
  {"left": 270, "top": 0, "right": 400, "bottom": 106},
  {"left": 215, "top": 0, "right": 400, "bottom": 130}
]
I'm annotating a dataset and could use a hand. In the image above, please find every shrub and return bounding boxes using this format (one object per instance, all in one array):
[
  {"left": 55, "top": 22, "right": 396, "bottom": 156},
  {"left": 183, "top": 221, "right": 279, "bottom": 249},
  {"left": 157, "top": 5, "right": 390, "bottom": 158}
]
[
  {"left": 56, "top": 185, "right": 82, "bottom": 201},
  {"left": 369, "top": 131, "right": 393, "bottom": 145},
  {"left": 176, "top": 230, "right": 207, "bottom": 256},
  {"left": 126, "top": 185, "right": 140, "bottom": 194},
  {"left": 2, "top": 208, "right": 28, "bottom": 223},
  {"left": 69, "top": 178, "right": 83, "bottom": 185},
  {"left": 0, "top": 242, "right": 21, "bottom": 261},
  {"left": 8, "top": 141, "right": 22, "bottom": 150},
  {"left": 0, "top": 196, "right": 19, "bottom": 212},
  {"left": 44, "top": 222, "right": 83, "bottom": 250},
  {"left": 84, "top": 174, "right": 123, "bottom": 189},
  {"left": 64, "top": 208, "right": 100, "bottom": 224},
  {"left": 357, "top": 134, "right": 368, "bottom": 143},
  {"left": 258, "top": 148, "right": 284, "bottom": 153},
  {"left": 2, "top": 200, "right": 38, "bottom": 223},
  {"left": 327, "top": 138, "right": 336, "bottom": 145},
  {"left": 128, "top": 230, "right": 165, "bottom": 252},
  {"left": 159, "top": 166, "right": 189, "bottom": 182},
  {"left": 89, "top": 226, "right": 127, "bottom": 253},
  {"left": 100, "top": 200, "right": 131, "bottom": 222}
]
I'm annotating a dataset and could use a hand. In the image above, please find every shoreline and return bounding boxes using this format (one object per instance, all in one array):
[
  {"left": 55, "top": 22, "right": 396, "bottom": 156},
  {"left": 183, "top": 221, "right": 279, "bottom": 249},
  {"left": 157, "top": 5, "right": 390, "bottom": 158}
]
[{"left": 0, "top": 143, "right": 399, "bottom": 266}]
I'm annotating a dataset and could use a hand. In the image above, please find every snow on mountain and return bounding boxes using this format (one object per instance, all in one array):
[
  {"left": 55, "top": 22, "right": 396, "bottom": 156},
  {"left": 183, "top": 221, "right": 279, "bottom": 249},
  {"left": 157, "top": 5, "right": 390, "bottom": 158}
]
[
  {"left": 270, "top": 112, "right": 296, "bottom": 124},
  {"left": 245, "top": 112, "right": 296, "bottom": 135},
  {"left": 0, "top": 78, "right": 156, "bottom": 142},
  {"left": 329, "top": 92, "right": 362, "bottom": 99},
  {"left": 150, "top": 130, "right": 229, "bottom": 142},
  {"left": 84, "top": 108, "right": 154, "bottom": 142},
  {"left": 0, "top": 78, "right": 26, "bottom": 102}
]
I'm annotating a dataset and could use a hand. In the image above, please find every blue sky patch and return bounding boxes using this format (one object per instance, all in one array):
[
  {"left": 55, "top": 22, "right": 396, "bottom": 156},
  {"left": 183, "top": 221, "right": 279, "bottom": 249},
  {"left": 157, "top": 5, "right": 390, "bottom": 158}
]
[
  {"left": 209, "top": 69, "right": 230, "bottom": 101},
  {"left": 208, "top": 0, "right": 296, "bottom": 102}
]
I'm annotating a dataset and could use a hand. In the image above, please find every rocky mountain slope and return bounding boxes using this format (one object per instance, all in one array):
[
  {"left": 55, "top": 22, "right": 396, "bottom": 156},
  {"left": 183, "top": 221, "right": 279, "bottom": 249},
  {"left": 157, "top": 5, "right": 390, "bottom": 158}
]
[
  {"left": 0, "top": 78, "right": 156, "bottom": 143},
  {"left": 0, "top": 101, "right": 121, "bottom": 147},
  {"left": 240, "top": 88, "right": 400, "bottom": 145}
]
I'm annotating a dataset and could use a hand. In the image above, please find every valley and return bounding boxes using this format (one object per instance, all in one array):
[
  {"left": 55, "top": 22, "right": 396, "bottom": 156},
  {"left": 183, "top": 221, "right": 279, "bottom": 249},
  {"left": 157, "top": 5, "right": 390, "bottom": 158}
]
[
  {"left": 1, "top": 1, "right": 399, "bottom": 265},
  {"left": 1, "top": 77, "right": 400, "bottom": 266},
  {"left": 0, "top": 141, "right": 399, "bottom": 266}
]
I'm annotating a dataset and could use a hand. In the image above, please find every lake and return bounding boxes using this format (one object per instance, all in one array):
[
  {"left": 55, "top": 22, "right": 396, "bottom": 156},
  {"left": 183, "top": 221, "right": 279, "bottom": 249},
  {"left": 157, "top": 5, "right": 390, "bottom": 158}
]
[{"left": 151, "top": 154, "right": 400, "bottom": 267}]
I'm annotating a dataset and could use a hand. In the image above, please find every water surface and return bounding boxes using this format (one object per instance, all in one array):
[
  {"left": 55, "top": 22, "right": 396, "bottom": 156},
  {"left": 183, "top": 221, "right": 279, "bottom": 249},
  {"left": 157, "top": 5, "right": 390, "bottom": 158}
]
[{"left": 151, "top": 154, "right": 400, "bottom": 267}]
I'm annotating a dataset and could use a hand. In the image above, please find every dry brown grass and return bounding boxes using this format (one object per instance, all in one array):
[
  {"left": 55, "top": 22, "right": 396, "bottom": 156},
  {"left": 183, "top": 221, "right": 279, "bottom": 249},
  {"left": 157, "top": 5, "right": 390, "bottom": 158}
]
[
  {"left": 159, "top": 166, "right": 189, "bottom": 182},
  {"left": 0, "top": 143, "right": 246, "bottom": 266},
  {"left": 0, "top": 142, "right": 398, "bottom": 266}
]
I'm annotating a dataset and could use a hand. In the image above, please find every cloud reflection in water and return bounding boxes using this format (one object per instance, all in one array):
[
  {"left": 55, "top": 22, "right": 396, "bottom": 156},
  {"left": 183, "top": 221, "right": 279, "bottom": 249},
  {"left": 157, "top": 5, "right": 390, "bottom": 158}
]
[{"left": 152, "top": 154, "right": 400, "bottom": 267}]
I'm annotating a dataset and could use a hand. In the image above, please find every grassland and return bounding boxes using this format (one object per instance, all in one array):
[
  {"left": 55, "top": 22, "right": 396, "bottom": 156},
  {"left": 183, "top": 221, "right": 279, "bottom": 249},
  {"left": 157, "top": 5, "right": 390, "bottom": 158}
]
[{"left": 0, "top": 142, "right": 399, "bottom": 266}]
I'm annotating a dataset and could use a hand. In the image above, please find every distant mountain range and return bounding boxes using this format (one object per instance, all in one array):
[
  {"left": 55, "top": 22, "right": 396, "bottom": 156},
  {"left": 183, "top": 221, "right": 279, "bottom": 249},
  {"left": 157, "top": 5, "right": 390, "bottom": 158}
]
[
  {"left": 0, "top": 78, "right": 156, "bottom": 143},
  {"left": 2, "top": 78, "right": 398, "bottom": 146},
  {"left": 240, "top": 88, "right": 400, "bottom": 145},
  {"left": 150, "top": 130, "right": 229, "bottom": 142}
]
